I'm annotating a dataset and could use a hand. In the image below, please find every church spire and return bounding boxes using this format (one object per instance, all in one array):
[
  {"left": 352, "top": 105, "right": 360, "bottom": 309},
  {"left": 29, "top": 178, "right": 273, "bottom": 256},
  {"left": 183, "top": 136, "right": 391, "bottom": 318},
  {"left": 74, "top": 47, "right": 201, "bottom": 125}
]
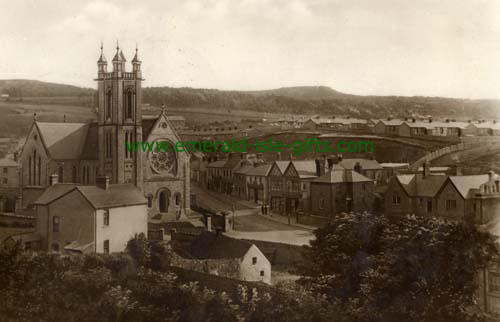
[
  {"left": 132, "top": 44, "right": 141, "bottom": 73},
  {"left": 97, "top": 42, "right": 107, "bottom": 64}
]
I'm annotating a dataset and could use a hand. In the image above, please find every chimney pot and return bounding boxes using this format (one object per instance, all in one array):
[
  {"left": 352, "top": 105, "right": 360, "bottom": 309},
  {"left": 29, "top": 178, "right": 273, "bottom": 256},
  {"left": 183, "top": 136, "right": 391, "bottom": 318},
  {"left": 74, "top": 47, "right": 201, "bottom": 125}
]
[
  {"left": 96, "top": 175, "right": 110, "bottom": 190},
  {"left": 49, "top": 174, "right": 59, "bottom": 186}
]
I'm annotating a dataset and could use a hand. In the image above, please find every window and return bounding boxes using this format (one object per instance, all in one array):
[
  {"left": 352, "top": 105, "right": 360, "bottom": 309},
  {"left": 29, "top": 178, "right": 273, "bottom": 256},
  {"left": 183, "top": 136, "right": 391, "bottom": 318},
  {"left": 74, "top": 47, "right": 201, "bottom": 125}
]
[
  {"left": 103, "top": 240, "right": 109, "bottom": 254},
  {"left": 58, "top": 166, "right": 64, "bottom": 183},
  {"left": 52, "top": 243, "right": 59, "bottom": 252},
  {"left": 124, "top": 89, "right": 133, "bottom": 119},
  {"left": 28, "top": 157, "right": 32, "bottom": 185},
  {"left": 362, "top": 183, "right": 366, "bottom": 191},
  {"left": 147, "top": 195, "right": 153, "bottom": 208},
  {"left": 53, "top": 216, "right": 60, "bottom": 232},
  {"left": 445, "top": 200, "right": 457, "bottom": 211},
  {"left": 72, "top": 166, "right": 77, "bottom": 183},
  {"left": 2, "top": 178, "right": 7, "bottom": 184},
  {"left": 2, "top": 168, "right": 7, "bottom": 174},
  {"left": 105, "top": 89, "right": 112, "bottom": 119},
  {"left": 252, "top": 257, "right": 257, "bottom": 265},
  {"left": 319, "top": 198, "right": 326, "bottom": 210},
  {"left": 260, "top": 270, "right": 265, "bottom": 277},
  {"left": 38, "top": 156, "right": 41, "bottom": 186},
  {"left": 392, "top": 194, "right": 401, "bottom": 205},
  {"left": 103, "top": 210, "right": 109, "bottom": 226},
  {"left": 489, "top": 272, "right": 500, "bottom": 293}
]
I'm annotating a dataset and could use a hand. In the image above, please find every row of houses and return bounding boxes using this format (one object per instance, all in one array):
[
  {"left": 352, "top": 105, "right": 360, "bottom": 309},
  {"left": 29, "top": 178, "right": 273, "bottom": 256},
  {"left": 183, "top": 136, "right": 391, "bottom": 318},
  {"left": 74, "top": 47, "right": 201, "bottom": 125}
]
[
  {"left": 384, "top": 166, "right": 500, "bottom": 314},
  {"left": 301, "top": 115, "right": 500, "bottom": 137},
  {"left": 201, "top": 153, "right": 392, "bottom": 216}
]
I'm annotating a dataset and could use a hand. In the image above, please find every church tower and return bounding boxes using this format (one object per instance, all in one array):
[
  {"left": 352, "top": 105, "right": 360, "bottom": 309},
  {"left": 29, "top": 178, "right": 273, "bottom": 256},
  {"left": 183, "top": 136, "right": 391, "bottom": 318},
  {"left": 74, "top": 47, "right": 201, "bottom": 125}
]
[{"left": 96, "top": 43, "right": 144, "bottom": 187}]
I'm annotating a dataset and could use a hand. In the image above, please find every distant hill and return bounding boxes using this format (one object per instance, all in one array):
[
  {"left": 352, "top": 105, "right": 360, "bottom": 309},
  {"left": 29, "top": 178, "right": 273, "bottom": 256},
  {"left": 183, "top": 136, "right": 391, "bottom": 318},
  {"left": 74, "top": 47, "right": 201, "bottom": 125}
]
[
  {"left": 1, "top": 79, "right": 499, "bottom": 119},
  {"left": 246, "top": 86, "right": 350, "bottom": 100},
  {"left": 142, "top": 86, "right": 500, "bottom": 119},
  {"left": 0, "top": 79, "right": 94, "bottom": 97}
]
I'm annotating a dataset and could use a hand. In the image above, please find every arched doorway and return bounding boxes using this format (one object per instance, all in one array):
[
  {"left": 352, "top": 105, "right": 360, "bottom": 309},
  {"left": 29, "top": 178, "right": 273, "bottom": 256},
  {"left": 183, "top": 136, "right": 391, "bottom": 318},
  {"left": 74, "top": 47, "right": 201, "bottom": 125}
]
[{"left": 158, "top": 189, "right": 171, "bottom": 213}]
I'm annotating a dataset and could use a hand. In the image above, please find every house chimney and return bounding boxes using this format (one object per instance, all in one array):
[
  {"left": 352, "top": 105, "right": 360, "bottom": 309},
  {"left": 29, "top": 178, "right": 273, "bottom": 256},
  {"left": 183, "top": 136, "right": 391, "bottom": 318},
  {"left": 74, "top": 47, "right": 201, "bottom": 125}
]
[
  {"left": 96, "top": 175, "right": 110, "bottom": 190},
  {"left": 422, "top": 161, "right": 430, "bottom": 177},
  {"left": 354, "top": 162, "right": 362, "bottom": 174},
  {"left": 452, "top": 165, "right": 462, "bottom": 176},
  {"left": 49, "top": 174, "right": 59, "bottom": 186},
  {"left": 337, "top": 154, "right": 343, "bottom": 162},
  {"left": 276, "top": 152, "right": 281, "bottom": 161},
  {"left": 327, "top": 157, "right": 335, "bottom": 170},
  {"left": 428, "top": 118, "right": 433, "bottom": 123},
  {"left": 412, "top": 118, "right": 416, "bottom": 123},
  {"left": 13, "top": 151, "right": 18, "bottom": 162},
  {"left": 289, "top": 153, "right": 294, "bottom": 161},
  {"left": 206, "top": 215, "right": 212, "bottom": 232},
  {"left": 315, "top": 159, "right": 323, "bottom": 177}
]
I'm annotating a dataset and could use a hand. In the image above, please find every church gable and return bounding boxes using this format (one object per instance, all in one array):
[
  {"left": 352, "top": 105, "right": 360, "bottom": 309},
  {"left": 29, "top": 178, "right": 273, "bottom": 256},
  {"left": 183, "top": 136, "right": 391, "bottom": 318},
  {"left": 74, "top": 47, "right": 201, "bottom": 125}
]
[
  {"left": 21, "top": 122, "right": 49, "bottom": 161},
  {"left": 142, "top": 112, "right": 189, "bottom": 180}
]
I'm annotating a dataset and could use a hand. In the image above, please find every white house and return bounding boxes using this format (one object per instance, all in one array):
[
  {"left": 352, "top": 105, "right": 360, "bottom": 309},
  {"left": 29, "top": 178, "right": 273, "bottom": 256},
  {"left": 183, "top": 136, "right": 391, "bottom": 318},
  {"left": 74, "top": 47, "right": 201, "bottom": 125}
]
[{"left": 33, "top": 174, "right": 148, "bottom": 253}]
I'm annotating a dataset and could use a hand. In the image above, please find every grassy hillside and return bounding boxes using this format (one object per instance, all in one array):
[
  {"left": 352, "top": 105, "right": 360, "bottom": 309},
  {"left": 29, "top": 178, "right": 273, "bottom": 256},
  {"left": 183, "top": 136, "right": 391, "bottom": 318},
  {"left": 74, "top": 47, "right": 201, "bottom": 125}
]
[
  {"left": 1, "top": 80, "right": 499, "bottom": 120},
  {"left": 142, "top": 86, "right": 500, "bottom": 119},
  {"left": 0, "top": 79, "right": 94, "bottom": 98}
]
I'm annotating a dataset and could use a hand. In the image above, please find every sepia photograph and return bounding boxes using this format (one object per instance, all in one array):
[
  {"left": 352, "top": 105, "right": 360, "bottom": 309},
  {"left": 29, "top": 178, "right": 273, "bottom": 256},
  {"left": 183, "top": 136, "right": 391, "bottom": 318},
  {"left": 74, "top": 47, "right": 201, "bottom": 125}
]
[{"left": 1, "top": 0, "right": 500, "bottom": 321}]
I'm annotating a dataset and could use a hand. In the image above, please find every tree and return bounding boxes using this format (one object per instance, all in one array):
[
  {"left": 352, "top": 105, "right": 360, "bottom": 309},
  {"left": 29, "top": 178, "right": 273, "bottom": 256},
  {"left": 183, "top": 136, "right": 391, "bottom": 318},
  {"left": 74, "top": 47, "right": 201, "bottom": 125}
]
[{"left": 299, "top": 212, "right": 499, "bottom": 322}]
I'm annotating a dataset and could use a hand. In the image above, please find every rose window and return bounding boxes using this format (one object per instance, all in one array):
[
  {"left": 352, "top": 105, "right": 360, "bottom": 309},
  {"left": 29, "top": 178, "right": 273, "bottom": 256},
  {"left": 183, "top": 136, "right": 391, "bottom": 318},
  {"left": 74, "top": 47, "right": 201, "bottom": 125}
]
[{"left": 149, "top": 140, "right": 177, "bottom": 175}]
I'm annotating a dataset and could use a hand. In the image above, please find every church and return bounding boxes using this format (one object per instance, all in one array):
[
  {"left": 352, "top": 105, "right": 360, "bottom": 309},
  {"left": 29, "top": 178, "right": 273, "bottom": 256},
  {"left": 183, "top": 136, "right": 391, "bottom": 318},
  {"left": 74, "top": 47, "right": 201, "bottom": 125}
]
[{"left": 19, "top": 44, "right": 191, "bottom": 222}]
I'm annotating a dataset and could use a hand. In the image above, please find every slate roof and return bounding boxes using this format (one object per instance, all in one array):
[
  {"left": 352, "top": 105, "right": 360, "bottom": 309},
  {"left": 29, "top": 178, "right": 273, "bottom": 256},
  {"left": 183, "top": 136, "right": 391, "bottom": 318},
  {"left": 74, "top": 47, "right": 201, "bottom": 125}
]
[
  {"left": 378, "top": 119, "right": 406, "bottom": 126},
  {"left": 290, "top": 160, "right": 317, "bottom": 178},
  {"left": 0, "top": 158, "right": 18, "bottom": 167},
  {"left": 395, "top": 174, "right": 447, "bottom": 197},
  {"left": 190, "top": 232, "right": 253, "bottom": 260},
  {"left": 36, "top": 122, "right": 89, "bottom": 159},
  {"left": 245, "top": 163, "right": 273, "bottom": 176},
  {"left": 449, "top": 174, "right": 496, "bottom": 199},
  {"left": 313, "top": 168, "right": 372, "bottom": 184},
  {"left": 275, "top": 161, "right": 290, "bottom": 174},
  {"left": 34, "top": 184, "right": 147, "bottom": 209},
  {"left": 207, "top": 160, "right": 227, "bottom": 168},
  {"left": 339, "top": 158, "right": 383, "bottom": 170},
  {"left": 34, "top": 116, "right": 162, "bottom": 161}
]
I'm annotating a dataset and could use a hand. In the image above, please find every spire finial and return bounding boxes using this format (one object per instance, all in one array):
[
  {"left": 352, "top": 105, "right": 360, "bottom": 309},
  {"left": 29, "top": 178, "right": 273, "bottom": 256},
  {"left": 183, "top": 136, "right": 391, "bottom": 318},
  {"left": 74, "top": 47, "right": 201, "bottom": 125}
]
[
  {"left": 161, "top": 104, "right": 167, "bottom": 115},
  {"left": 116, "top": 40, "right": 119, "bottom": 51},
  {"left": 33, "top": 113, "right": 37, "bottom": 121},
  {"left": 100, "top": 41, "right": 103, "bottom": 53}
]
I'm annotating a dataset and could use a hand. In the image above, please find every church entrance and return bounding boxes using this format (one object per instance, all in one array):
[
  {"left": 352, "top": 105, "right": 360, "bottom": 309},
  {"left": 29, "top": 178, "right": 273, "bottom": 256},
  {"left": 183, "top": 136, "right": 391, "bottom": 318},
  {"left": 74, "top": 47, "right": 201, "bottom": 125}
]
[{"left": 158, "top": 189, "right": 171, "bottom": 213}]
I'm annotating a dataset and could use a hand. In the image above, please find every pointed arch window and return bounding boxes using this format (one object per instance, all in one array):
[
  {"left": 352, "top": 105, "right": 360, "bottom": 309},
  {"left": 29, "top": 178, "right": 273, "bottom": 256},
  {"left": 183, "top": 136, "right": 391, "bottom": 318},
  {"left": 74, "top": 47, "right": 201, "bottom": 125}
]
[
  {"left": 58, "top": 166, "right": 64, "bottom": 183},
  {"left": 33, "top": 150, "right": 37, "bottom": 185},
  {"left": 124, "top": 89, "right": 134, "bottom": 120},
  {"left": 72, "top": 166, "right": 77, "bottom": 183},
  {"left": 105, "top": 89, "right": 112, "bottom": 119},
  {"left": 82, "top": 166, "right": 87, "bottom": 184},
  {"left": 38, "top": 156, "right": 41, "bottom": 186},
  {"left": 28, "top": 157, "right": 32, "bottom": 185}
]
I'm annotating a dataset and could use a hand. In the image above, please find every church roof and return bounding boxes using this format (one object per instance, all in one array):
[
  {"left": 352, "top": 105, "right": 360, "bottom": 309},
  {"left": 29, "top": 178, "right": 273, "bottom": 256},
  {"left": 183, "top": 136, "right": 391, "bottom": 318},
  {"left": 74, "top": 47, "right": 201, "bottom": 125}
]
[
  {"left": 34, "top": 116, "right": 162, "bottom": 161},
  {"left": 34, "top": 183, "right": 147, "bottom": 209},
  {"left": 36, "top": 122, "right": 89, "bottom": 159}
]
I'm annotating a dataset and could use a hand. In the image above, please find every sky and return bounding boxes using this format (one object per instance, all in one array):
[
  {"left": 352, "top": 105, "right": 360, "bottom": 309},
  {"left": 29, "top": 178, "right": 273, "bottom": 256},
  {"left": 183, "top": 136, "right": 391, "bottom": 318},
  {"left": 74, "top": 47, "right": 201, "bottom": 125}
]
[{"left": 1, "top": 0, "right": 500, "bottom": 99}]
